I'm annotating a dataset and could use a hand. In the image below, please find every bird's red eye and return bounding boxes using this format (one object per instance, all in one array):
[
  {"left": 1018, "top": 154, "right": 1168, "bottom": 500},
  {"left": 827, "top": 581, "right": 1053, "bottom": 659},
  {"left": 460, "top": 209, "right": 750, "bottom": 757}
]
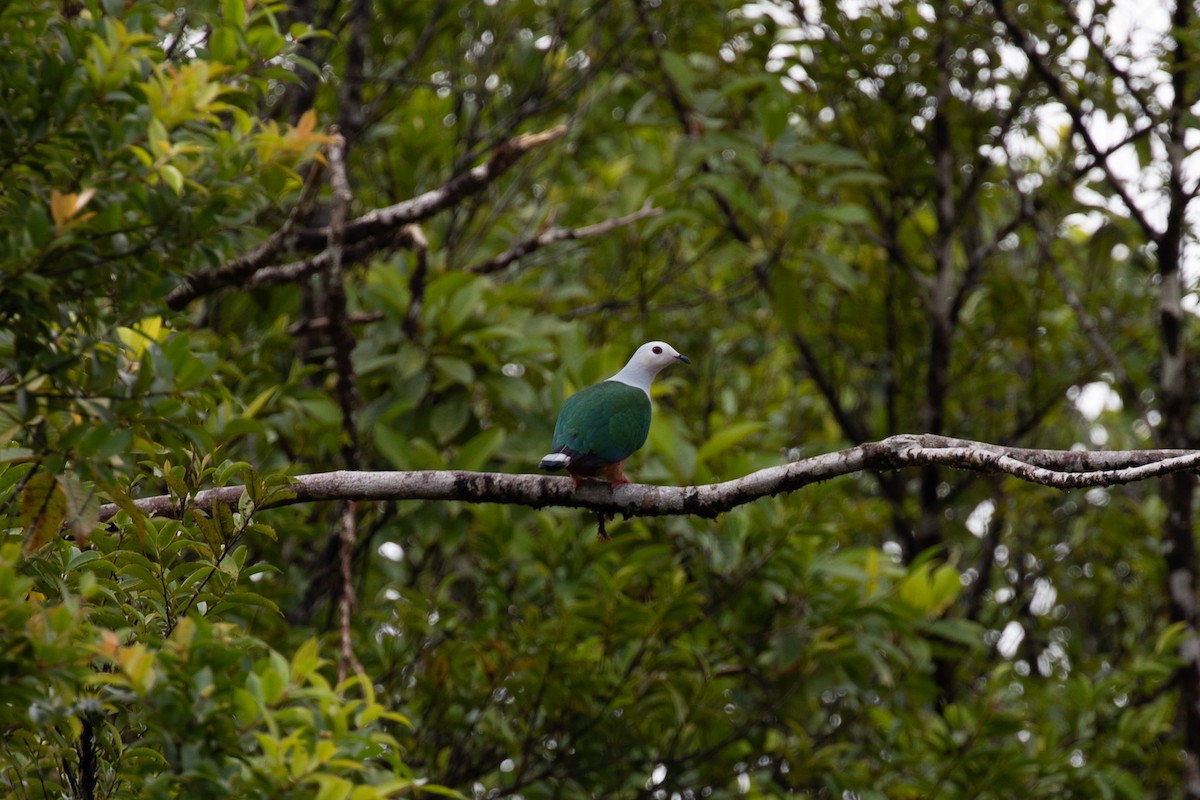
[{"left": 652, "top": 345, "right": 663, "bottom": 354}]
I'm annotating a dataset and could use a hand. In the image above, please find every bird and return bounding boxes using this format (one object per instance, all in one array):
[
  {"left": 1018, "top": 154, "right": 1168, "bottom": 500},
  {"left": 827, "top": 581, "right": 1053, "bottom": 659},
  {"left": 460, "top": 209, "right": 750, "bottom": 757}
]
[{"left": 539, "top": 341, "right": 690, "bottom": 486}]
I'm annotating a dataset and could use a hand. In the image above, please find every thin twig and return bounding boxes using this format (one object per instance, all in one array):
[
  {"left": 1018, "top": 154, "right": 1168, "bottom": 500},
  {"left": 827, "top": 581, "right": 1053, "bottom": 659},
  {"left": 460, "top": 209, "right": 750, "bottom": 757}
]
[
  {"left": 993, "top": 0, "right": 1162, "bottom": 244},
  {"left": 402, "top": 225, "right": 429, "bottom": 340},
  {"left": 288, "top": 310, "right": 383, "bottom": 335},
  {"left": 468, "top": 202, "right": 663, "bottom": 275},
  {"left": 245, "top": 230, "right": 412, "bottom": 289}
]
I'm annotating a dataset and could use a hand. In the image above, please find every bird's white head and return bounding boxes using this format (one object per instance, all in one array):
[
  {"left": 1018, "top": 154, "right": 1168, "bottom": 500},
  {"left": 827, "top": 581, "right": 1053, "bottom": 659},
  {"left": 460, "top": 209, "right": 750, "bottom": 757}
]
[
  {"left": 632, "top": 341, "right": 690, "bottom": 370},
  {"left": 609, "top": 341, "right": 690, "bottom": 393}
]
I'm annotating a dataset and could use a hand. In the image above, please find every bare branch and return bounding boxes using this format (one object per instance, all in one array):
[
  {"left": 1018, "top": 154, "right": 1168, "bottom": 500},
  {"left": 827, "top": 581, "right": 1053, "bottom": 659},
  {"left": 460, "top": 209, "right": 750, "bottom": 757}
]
[
  {"left": 245, "top": 229, "right": 414, "bottom": 289},
  {"left": 993, "top": 0, "right": 1162, "bottom": 243},
  {"left": 1042, "top": 225, "right": 1150, "bottom": 431},
  {"left": 402, "top": 225, "right": 429, "bottom": 340},
  {"left": 336, "top": 501, "right": 365, "bottom": 682},
  {"left": 322, "top": 128, "right": 361, "bottom": 468},
  {"left": 323, "top": 130, "right": 365, "bottom": 681},
  {"left": 97, "top": 435, "right": 1200, "bottom": 524},
  {"left": 166, "top": 125, "right": 567, "bottom": 308},
  {"left": 468, "top": 202, "right": 664, "bottom": 275},
  {"left": 293, "top": 125, "right": 568, "bottom": 250},
  {"left": 165, "top": 158, "right": 327, "bottom": 310},
  {"left": 288, "top": 310, "right": 383, "bottom": 336}
]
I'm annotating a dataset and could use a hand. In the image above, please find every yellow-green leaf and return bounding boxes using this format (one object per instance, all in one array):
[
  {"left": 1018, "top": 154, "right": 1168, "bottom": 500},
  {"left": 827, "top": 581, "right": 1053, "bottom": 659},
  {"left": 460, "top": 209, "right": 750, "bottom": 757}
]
[
  {"left": 244, "top": 386, "right": 278, "bottom": 419},
  {"left": 21, "top": 473, "right": 67, "bottom": 555},
  {"left": 696, "top": 421, "right": 766, "bottom": 464},
  {"left": 221, "top": 0, "right": 246, "bottom": 28},
  {"left": 160, "top": 164, "right": 184, "bottom": 194}
]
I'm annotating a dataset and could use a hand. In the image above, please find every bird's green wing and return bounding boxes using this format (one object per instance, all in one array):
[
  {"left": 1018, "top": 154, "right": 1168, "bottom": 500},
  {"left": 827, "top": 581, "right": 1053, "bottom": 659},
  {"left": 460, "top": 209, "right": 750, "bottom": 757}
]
[{"left": 551, "top": 380, "right": 651, "bottom": 466}]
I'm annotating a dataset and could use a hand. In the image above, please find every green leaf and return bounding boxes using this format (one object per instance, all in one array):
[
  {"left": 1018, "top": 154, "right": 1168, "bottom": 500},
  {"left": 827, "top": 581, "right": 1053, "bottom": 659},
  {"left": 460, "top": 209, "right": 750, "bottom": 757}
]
[
  {"left": 210, "top": 27, "right": 240, "bottom": 63},
  {"left": 214, "top": 500, "right": 237, "bottom": 542},
  {"left": 374, "top": 424, "right": 411, "bottom": 469},
  {"left": 66, "top": 549, "right": 102, "bottom": 572},
  {"left": 243, "top": 386, "right": 278, "bottom": 420},
  {"left": 429, "top": 393, "right": 469, "bottom": 444},
  {"left": 160, "top": 164, "right": 184, "bottom": 194},
  {"left": 696, "top": 421, "right": 765, "bottom": 464},
  {"left": 790, "top": 143, "right": 869, "bottom": 167},
  {"left": 290, "top": 638, "right": 323, "bottom": 682},
  {"left": 822, "top": 203, "right": 871, "bottom": 225},
  {"left": 432, "top": 356, "right": 475, "bottom": 387},
  {"left": 659, "top": 51, "right": 696, "bottom": 103},
  {"left": 210, "top": 591, "right": 281, "bottom": 618},
  {"left": 222, "top": 0, "right": 246, "bottom": 28},
  {"left": 0, "top": 447, "right": 34, "bottom": 464},
  {"left": 452, "top": 427, "right": 505, "bottom": 470},
  {"left": 898, "top": 562, "right": 961, "bottom": 615},
  {"left": 926, "top": 618, "right": 984, "bottom": 649},
  {"left": 313, "top": 776, "right": 353, "bottom": 800}
]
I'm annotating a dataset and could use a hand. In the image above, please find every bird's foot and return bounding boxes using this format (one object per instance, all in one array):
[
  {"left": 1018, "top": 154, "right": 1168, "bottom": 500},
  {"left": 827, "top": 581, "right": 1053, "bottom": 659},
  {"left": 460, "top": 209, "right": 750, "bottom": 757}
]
[{"left": 596, "top": 512, "right": 612, "bottom": 542}]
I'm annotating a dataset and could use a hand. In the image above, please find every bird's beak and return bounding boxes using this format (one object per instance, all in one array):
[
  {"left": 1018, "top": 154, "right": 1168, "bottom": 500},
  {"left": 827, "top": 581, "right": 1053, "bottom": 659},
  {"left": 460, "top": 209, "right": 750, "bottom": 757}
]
[{"left": 676, "top": 354, "right": 691, "bottom": 365}]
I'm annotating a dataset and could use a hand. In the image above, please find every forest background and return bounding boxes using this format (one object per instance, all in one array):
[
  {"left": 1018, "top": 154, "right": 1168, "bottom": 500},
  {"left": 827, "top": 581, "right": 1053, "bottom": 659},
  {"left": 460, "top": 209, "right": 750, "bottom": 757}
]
[{"left": 4, "top": 0, "right": 1200, "bottom": 797}]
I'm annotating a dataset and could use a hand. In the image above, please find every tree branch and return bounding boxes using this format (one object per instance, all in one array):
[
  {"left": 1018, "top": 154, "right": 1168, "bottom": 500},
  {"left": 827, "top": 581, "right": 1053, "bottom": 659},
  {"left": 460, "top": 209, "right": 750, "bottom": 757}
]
[
  {"left": 402, "top": 225, "right": 429, "bottom": 340},
  {"left": 468, "top": 202, "right": 663, "bottom": 275},
  {"left": 292, "top": 125, "right": 567, "bottom": 250},
  {"left": 322, "top": 128, "right": 362, "bottom": 469},
  {"left": 97, "top": 435, "right": 1200, "bottom": 523},
  {"left": 287, "top": 310, "right": 383, "bottom": 335},
  {"left": 165, "top": 157, "right": 327, "bottom": 310},
  {"left": 993, "top": 0, "right": 1162, "bottom": 243},
  {"left": 320, "top": 129, "right": 365, "bottom": 682},
  {"left": 245, "top": 229, "right": 414, "bottom": 289},
  {"left": 165, "top": 125, "right": 567, "bottom": 309}
]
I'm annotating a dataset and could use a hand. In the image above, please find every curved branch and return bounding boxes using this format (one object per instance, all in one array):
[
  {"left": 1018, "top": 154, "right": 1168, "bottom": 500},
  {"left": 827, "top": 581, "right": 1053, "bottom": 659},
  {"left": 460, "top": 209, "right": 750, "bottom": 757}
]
[
  {"left": 993, "top": 0, "right": 1161, "bottom": 243},
  {"left": 165, "top": 125, "right": 567, "bottom": 309},
  {"left": 244, "top": 229, "right": 412, "bottom": 289},
  {"left": 468, "top": 202, "right": 663, "bottom": 275},
  {"left": 98, "top": 434, "right": 1200, "bottom": 523},
  {"left": 293, "top": 125, "right": 567, "bottom": 250},
  {"left": 165, "top": 157, "right": 327, "bottom": 310}
]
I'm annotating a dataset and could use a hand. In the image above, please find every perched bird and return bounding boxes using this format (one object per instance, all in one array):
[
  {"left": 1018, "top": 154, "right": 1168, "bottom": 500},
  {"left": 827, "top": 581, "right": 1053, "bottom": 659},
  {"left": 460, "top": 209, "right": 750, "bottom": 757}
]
[{"left": 539, "top": 341, "right": 690, "bottom": 486}]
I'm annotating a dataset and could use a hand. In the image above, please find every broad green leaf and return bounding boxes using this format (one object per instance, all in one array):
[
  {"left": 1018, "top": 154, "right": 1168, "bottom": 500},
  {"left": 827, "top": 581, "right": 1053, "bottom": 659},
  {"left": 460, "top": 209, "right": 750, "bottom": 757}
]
[
  {"left": 452, "top": 427, "right": 505, "bottom": 470},
  {"left": 696, "top": 421, "right": 766, "bottom": 464},
  {"left": 222, "top": 0, "right": 246, "bottom": 28},
  {"left": 210, "top": 27, "right": 240, "bottom": 63}
]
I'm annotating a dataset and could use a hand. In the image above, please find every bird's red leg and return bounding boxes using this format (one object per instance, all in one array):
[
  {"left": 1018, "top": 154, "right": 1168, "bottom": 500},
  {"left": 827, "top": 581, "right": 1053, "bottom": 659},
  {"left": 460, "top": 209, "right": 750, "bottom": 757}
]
[{"left": 602, "top": 460, "right": 631, "bottom": 487}]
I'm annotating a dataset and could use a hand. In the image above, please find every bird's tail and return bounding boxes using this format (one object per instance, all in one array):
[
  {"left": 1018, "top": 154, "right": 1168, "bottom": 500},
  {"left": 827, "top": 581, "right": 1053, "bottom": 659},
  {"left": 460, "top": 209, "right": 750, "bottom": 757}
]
[{"left": 538, "top": 453, "right": 571, "bottom": 471}]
